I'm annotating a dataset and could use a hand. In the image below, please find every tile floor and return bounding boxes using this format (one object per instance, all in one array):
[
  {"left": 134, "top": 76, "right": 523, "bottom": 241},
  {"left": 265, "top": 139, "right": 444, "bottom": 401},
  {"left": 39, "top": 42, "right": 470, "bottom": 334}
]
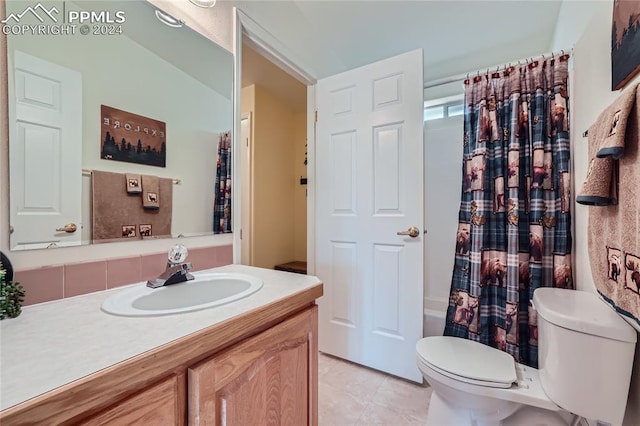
[{"left": 318, "top": 352, "right": 432, "bottom": 425}]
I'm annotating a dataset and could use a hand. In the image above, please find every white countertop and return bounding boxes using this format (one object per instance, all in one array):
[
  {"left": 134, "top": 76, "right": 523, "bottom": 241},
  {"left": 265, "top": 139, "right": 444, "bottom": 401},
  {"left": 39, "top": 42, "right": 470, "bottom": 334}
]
[{"left": 0, "top": 264, "right": 321, "bottom": 411}]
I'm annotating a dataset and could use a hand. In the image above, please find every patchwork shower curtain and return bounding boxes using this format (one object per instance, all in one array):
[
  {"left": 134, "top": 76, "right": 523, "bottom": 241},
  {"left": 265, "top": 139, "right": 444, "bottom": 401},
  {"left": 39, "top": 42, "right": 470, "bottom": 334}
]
[
  {"left": 213, "top": 131, "right": 232, "bottom": 234},
  {"left": 443, "top": 55, "right": 573, "bottom": 368}
]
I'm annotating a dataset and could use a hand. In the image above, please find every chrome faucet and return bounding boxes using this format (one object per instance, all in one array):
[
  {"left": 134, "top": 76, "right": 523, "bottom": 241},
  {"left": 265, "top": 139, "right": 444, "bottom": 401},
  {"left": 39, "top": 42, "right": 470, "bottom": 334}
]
[{"left": 147, "top": 244, "right": 194, "bottom": 288}]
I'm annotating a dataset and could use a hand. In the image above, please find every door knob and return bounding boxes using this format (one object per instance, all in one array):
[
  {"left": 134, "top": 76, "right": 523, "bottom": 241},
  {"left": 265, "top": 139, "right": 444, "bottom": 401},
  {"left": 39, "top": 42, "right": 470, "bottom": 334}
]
[
  {"left": 397, "top": 226, "right": 420, "bottom": 238},
  {"left": 56, "top": 223, "right": 77, "bottom": 233}
]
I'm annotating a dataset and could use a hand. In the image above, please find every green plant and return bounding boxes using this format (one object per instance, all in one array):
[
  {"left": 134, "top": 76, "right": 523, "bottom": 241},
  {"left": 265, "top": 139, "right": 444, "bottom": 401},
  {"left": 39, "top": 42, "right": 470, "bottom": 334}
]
[{"left": 0, "top": 262, "right": 25, "bottom": 320}]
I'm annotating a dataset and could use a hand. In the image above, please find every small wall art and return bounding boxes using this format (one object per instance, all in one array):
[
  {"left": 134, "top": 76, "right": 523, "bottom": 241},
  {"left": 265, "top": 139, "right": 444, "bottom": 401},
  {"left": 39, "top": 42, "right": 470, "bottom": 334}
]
[
  {"left": 611, "top": 0, "right": 640, "bottom": 90},
  {"left": 101, "top": 105, "right": 167, "bottom": 167}
]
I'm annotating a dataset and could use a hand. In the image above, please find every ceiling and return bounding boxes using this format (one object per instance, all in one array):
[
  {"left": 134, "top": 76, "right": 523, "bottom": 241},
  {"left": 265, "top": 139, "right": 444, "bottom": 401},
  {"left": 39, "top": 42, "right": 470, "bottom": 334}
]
[
  {"left": 79, "top": 0, "right": 233, "bottom": 99},
  {"left": 237, "top": 0, "right": 564, "bottom": 111}
]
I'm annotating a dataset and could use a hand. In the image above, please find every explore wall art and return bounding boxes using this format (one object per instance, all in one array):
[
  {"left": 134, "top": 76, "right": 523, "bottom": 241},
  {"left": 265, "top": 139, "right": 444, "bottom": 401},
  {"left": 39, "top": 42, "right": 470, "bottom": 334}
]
[
  {"left": 611, "top": 0, "right": 640, "bottom": 90},
  {"left": 101, "top": 105, "right": 167, "bottom": 167}
]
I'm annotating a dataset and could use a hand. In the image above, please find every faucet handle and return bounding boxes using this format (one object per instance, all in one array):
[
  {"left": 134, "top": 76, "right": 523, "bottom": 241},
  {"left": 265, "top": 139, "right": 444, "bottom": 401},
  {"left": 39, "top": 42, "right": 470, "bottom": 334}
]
[{"left": 168, "top": 244, "right": 188, "bottom": 265}]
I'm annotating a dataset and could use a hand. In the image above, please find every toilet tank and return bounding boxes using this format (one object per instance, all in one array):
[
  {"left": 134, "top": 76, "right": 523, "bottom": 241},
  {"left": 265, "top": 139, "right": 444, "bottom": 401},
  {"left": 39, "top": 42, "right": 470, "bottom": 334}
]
[{"left": 533, "top": 288, "right": 637, "bottom": 425}]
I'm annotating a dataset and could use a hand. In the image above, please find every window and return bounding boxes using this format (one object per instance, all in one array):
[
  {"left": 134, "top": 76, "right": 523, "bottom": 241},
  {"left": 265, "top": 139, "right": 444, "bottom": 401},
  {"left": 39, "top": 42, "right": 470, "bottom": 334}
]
[
  {"left": 424, "top": 106, "right": 444, "bottom": 121},
  {"left": 446, "top": 103, "right": 464, "bottom": 117},
  {"left": 423, "top": 94, "right": 464, "bottom": 122}
]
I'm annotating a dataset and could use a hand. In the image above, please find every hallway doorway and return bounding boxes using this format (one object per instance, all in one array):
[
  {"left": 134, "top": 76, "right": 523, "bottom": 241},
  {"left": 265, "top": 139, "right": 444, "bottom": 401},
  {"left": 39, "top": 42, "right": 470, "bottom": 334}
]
[{"left": 239, "top": 42, "right": 308, "bottom": 272}]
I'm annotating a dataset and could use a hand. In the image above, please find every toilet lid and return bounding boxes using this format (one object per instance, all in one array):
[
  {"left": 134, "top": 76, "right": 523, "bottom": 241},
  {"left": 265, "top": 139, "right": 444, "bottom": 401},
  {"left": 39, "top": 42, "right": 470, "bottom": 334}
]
[{"left": 416, "top": 336, "right": 517, "bottom": 388}]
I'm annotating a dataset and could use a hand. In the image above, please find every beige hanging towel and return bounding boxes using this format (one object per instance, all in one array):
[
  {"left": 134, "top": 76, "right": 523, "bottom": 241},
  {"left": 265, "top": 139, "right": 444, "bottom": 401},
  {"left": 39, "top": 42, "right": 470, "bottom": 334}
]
[
  {"left": 125, "top": 173, "right": 142, "bottom": 194},
  {"left": 580, "top": 82, "right": 640, "bottom": 327},
  {"left": 141, "top": 174, "right": 160, "bottom": 209},
  {"left": 576, "top": 83, "right": 638, "bottom": 206},
  {"left": 576, "top": 124, "right": 618, "bottom": 206},
  {"left": 92, "top": 171, "right": 173, "bottom": 243},
  {"left": 596, "top": 83, "right": 637, "bottom": 159}
]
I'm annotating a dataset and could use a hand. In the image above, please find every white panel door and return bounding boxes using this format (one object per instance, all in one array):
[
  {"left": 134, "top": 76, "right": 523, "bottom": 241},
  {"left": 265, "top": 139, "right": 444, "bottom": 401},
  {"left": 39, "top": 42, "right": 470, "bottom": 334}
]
[
  {"left": 315, "top": 49, "right": 424, "bottom": 382},
  {"left": 9, "top": 51, "right": 82, "bottom": 250}
]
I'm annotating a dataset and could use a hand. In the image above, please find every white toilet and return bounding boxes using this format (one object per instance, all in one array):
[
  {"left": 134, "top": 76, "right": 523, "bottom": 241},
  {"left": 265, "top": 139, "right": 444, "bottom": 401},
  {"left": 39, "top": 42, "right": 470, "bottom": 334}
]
[{"left": 416, "top": 288, "right": 637, "bottom": 425}]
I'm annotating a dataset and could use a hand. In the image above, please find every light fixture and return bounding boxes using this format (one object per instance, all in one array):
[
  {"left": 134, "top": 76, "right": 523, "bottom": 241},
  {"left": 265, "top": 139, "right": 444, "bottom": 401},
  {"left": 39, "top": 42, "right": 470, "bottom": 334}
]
[
  {"left": 188, "top": 0, "right": 216, "bottom": 8},
  {"left": 155, "top": 9, "right": 184, "bottom": 28}
]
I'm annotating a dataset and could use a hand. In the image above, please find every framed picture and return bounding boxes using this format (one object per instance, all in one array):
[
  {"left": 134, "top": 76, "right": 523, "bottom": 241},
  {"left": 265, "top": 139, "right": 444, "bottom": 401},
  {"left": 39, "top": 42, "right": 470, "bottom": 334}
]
[
  {"left": 139, "top": 224, "right": 152, "bottom": 237},
  {"left": 101, "top": 105, "right": 167, "bottom": 167},
  {"left": 611, "top": 0, "right": 640, "bottom": 90},
  {"left": 121, "top": 225, "right": 136, "bottom": 238}
]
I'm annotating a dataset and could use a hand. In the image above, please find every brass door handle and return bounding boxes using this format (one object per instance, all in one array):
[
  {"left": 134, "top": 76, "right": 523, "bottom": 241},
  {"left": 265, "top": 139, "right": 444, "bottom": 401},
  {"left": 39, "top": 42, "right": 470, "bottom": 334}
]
[
  {"left": 56, "top": 223, "right": 77, "bottom": 233},
  {"left": 397, "top": 226, "right": 420, "bottom": 238}
]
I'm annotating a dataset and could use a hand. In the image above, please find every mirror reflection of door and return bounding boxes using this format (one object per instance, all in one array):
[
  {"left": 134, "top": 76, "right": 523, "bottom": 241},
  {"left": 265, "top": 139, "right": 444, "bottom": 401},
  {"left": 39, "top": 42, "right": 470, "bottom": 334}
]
[
  {"left": 239, "top": 42, "right": 307, "bottom": 272},
  {"left": 9, "top": 51, "right": 83, "bottom": 251}
]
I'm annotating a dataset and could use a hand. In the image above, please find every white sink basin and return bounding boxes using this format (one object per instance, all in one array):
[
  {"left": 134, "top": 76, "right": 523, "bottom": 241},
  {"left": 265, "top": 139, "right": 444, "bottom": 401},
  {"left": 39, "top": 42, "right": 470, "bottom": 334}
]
[{"left": 101, "top": 272, "right": 263, "bottom": 317}]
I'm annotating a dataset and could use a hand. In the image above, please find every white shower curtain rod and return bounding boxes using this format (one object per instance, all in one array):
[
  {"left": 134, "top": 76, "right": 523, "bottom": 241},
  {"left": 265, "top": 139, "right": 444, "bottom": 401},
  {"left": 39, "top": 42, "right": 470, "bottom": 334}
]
[{"left": 423, "top": 48, "right": 573, "bottom": 90}]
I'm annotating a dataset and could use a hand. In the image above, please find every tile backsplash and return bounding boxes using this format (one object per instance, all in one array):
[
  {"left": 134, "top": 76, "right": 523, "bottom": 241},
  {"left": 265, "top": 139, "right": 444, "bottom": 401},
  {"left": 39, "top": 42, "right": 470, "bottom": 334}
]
[{"left": 15, "top": 245, "right": 233, "bottom": 306}]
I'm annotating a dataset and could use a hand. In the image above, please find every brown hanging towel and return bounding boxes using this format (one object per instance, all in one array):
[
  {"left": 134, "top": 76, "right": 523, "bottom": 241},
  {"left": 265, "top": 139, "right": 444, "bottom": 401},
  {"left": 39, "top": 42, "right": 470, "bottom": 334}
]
[
  {"left": 141, "top": 175, "right": 160, "bottom": 209},
  {"left": 580, "top": 82, "right": 640, "bottom": 326},
  {"left": 125, "top": 173, "right": 142, "bottom": 194}
]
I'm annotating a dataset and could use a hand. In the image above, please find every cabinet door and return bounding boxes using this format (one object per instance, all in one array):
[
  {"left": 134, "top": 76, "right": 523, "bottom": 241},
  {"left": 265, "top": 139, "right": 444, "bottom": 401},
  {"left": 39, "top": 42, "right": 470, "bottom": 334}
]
[
  {"left": 188, "top": 306, "right": 318, "bottom": 426},
  {"left": 81, "top": 375, "right": 183, "bottom": 426}
]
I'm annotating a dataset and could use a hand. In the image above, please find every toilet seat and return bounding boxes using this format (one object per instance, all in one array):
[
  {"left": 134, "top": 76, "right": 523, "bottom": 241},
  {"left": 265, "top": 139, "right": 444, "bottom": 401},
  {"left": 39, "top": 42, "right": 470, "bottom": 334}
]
[{"left": 416, "top": 336, "right": 517, "bottom": 388}]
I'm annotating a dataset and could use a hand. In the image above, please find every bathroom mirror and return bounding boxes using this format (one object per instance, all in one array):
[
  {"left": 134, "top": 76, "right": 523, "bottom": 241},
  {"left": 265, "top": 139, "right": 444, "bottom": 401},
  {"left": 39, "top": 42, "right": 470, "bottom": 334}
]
[{"left": 4, "top": 0, "right": 233, "bottom": 250}]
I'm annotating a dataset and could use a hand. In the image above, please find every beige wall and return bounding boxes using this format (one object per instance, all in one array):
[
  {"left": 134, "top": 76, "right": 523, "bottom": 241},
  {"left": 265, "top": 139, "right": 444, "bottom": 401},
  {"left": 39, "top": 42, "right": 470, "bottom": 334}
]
[
  {"left": 552, "top": 2, "right": 640, "bottom": 424},
  {"left": 292, "top": 112, "right": 307, "bottom": 261},
  {"left": 242, "top": 84, "right": 302, "bottom": 269},
  {"left": 241, "top": 85, "right": 256, "bottom": 264},
  {"left": 253, "top": 84, "right": 294, "bottom": 268}
]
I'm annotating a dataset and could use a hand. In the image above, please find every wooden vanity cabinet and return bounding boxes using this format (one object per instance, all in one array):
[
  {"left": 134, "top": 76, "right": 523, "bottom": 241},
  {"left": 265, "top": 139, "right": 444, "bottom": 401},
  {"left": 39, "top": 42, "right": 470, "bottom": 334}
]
[
  {"left": 81, "top": 374, "right": 184, "bottom": 426},
  {"left": 80, "top": 306, "right": 317, "bottom": 426},
  {"left": 0, "top": 288, "right": 321, "bottom": 426},
  {"left": 188, "top": 306, "right": 318, "bottom": 426}
]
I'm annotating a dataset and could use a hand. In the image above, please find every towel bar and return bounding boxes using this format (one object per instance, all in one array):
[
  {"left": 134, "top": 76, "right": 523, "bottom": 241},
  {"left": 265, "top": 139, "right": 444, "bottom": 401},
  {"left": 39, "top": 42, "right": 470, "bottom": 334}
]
[{"left": 82, "top": 169, "right": 181, "bottom": 185}]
